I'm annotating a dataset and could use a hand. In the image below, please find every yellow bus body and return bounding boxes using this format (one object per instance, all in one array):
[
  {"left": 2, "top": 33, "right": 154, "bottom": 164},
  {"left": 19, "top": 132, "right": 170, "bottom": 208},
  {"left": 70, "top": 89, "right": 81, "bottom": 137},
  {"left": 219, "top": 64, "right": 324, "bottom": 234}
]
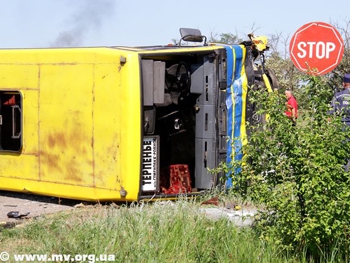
[
  {"left": 0, "top": 32, "right": 277, "bottom": 202},
  {"left": 0, "top": 48, "right": 142, "bottom": 201}
]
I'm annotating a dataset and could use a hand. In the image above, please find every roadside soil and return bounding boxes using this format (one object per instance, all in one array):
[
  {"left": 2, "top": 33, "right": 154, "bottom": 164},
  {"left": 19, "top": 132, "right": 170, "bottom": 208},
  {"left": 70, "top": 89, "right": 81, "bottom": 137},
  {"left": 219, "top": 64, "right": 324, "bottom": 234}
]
[
  {"left": 0, "top": 190, "right": 80, "bottom": 225},
  {"left": 0, "top": 190, "right": 258, "bottom": 228}
]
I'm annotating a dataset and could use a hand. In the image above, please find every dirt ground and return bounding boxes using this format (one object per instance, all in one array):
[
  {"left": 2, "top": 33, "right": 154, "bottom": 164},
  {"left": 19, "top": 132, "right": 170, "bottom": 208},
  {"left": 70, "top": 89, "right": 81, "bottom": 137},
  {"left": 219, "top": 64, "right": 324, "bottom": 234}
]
[
  {"left": 0, "top": 190, "right": 257, "bottom": 228},
  {"left": 0, "top": 190, "right": 80, "bottom": 225}
]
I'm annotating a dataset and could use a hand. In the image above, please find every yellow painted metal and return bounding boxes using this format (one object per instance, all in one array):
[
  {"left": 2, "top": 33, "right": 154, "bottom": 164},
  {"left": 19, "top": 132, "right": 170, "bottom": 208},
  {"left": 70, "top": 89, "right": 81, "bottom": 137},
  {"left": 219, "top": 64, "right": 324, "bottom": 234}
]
[
  {"left": 262, "top": 73, "right": 273, "bottom": 93},
  {"left": 0, "top": 44, "right": 234, "bottom": 201},
  {"left": 239, "top": 45, "right": 249, "bottom": 148},
  {"left": 0, "top": 47, "right": 142, "bottom": 201}
]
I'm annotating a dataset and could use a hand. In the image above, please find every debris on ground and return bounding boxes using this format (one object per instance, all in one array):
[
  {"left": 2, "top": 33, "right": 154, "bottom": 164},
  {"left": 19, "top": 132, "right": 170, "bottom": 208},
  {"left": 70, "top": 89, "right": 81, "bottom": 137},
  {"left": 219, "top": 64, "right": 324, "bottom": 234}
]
[
  {"left": 7, "top": 211, "right": 30, "bottom": 219},
  {"left": 0, "top": 191, "right": 75, "bottom": 223},
  {"left": 201, "top": 196, "right": 220, "bottom": 206}
]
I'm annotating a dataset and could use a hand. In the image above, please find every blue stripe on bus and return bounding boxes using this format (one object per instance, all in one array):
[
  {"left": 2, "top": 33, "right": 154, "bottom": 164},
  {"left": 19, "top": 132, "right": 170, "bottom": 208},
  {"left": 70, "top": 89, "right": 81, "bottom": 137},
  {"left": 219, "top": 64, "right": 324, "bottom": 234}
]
[
  {"left": 232, "top": 45, "right": 243, "bottom": 167},
  {"left": 225, "top": 46, "right": 234, "bottom": 188},
  {"left": 225, "top": 45, "right": 244, "bottom": 188}
]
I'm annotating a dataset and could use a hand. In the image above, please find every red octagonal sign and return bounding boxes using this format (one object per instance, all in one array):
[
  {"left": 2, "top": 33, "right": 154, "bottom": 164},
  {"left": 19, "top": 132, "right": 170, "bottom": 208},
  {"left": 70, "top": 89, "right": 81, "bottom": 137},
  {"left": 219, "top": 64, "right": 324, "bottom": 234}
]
[{"left": 289, "top": 22, "right": 344, "bottom": 75}]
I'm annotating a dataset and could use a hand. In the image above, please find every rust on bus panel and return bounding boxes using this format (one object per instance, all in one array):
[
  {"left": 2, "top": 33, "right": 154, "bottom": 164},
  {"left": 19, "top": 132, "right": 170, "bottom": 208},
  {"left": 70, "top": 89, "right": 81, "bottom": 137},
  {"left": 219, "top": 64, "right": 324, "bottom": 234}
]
[
  {"left": 41, "top": 130, "right": 90, "bottom": 184},
  {"left": 95, "top": 134, "right": 121, "bottom": 187},
  {"left": 48, "top": 132, "right": 67, "bottom": 149},
  {"left": 39, "top": 117, "right": 122, "bottom": 187}
]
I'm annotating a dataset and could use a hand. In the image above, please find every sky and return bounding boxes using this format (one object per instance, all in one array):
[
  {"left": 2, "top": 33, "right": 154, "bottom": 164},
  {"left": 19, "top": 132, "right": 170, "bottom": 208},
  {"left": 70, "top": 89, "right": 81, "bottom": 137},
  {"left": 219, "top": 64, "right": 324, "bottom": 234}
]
[{"left": 0, "top": 0, "right": 349, "bottom": 49}]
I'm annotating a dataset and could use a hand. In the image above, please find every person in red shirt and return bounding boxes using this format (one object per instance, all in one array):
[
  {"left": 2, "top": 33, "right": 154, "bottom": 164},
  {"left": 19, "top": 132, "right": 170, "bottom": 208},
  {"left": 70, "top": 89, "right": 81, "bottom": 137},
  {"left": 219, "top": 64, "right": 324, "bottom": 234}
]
[{"left": 284, "top": 89, "right": 298, "bottom": 125}]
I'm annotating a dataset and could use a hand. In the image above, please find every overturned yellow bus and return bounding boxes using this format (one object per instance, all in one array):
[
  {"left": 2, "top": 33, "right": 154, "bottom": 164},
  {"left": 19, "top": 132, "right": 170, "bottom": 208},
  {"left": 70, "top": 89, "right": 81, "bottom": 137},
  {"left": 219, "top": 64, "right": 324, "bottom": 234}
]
[{"left": 0, "top": 28, "right": 277, "bottom": 201}]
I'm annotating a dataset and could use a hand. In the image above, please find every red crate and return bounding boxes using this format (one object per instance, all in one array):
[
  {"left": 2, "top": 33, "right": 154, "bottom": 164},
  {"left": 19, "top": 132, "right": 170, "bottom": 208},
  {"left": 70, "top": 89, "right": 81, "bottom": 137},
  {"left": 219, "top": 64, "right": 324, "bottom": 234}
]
[
  {"left": 161, "top": 164, "right": 192, "bottom": 194},
  {"left": 170, "top": 164, "right": 192, "bottom": 193}
]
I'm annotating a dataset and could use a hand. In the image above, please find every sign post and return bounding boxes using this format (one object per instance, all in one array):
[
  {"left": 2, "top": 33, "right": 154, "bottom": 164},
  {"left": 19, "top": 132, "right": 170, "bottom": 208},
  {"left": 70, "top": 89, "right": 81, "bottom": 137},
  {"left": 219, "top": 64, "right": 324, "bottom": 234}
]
[{"left": 289, "top": 22, "right": 344, "bottom": 75}]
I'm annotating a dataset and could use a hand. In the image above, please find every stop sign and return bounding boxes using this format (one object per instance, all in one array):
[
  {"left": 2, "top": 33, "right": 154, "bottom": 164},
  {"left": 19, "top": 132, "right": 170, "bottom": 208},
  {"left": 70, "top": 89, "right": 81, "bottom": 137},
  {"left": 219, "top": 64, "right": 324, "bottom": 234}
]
[{"left": 289, "top": 22, "right": 344, "bottom": 75}]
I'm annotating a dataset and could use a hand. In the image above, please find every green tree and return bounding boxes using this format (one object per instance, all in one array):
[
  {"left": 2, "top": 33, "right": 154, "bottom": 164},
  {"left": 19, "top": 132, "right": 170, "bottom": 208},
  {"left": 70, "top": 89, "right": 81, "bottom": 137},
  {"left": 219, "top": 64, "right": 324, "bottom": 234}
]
[
  {"left": 208, "top": 32, "right": 243, "bottom": 44},
  {"left": 222, "top": 75, "right": 350, "bottom": 261},
  {"left": 212, "top": 20, "right": 350, "bottom": 261}
]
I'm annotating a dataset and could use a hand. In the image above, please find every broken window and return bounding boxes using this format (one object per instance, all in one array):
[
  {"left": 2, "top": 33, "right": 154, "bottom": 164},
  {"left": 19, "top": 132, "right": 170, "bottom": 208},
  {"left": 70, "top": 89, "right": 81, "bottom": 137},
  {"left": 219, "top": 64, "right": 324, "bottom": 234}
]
[{"left": 0, "top": 91, "right": 22, "bottom": 152}]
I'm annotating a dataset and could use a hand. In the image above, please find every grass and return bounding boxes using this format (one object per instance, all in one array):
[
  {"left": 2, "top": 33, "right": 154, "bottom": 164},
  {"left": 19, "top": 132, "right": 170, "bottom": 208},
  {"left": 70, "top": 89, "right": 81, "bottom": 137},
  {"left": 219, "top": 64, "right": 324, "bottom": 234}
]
[{"left": 0, "top": 198, "right": 323, "bottom": 263}]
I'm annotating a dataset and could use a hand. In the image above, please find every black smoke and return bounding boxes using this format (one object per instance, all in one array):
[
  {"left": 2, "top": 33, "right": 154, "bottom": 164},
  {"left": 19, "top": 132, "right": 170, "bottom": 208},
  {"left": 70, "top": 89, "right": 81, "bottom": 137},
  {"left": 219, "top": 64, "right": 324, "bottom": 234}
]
[{"left": 50, "top": 0, "right": 115, "bottom": 47}]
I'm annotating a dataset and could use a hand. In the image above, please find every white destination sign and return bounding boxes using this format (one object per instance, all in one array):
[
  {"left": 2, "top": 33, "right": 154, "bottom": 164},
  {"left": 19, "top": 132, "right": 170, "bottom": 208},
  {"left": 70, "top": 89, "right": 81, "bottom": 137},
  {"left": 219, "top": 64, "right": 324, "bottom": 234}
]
[{"left": 141, "top": 136, "right": 158, "bottom": 192}]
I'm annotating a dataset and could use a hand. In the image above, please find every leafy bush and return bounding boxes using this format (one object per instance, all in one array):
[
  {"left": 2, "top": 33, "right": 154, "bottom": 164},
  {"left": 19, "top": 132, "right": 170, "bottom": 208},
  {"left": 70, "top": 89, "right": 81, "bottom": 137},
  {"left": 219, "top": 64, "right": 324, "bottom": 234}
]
[{"left": 224, "top": 75, "right": 350, "bottom": 261}]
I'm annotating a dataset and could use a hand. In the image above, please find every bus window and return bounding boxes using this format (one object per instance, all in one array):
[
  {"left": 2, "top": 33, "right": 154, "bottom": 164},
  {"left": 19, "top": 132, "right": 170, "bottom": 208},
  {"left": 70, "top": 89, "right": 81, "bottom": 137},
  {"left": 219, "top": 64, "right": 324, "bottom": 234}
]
[{"left": 0, "top": 91, "right": 22, "bottom": 152}]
